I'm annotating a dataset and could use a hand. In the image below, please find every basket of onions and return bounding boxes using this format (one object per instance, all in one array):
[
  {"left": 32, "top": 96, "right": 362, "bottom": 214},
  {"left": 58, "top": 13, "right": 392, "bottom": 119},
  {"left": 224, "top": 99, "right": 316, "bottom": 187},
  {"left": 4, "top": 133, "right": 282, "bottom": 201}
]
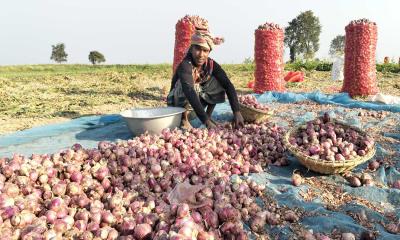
[
  {"left": 284, "top": 113, "right": 376, "bottom": 174},
  {"left": 238, "top": 95, "right": 273, "bottom": 123}
]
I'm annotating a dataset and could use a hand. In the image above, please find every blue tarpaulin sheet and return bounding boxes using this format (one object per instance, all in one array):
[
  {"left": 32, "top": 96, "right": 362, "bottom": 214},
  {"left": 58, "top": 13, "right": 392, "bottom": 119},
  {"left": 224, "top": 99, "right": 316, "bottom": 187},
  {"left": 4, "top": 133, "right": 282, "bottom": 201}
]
[{"left": 1, "top": 91, "right": 399, "bottom": 239}]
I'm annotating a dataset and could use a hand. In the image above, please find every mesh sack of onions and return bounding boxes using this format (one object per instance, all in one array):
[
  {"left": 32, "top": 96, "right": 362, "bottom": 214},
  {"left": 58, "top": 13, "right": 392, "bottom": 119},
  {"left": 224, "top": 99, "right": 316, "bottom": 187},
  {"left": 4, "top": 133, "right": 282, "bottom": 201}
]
[
  {"left": 254, "top": 22, "right": 285, "bottom": 93},
  {"left": 342, "top": 18, "right": 379, "bottom": 97},
  {"left": 172, "top": 15, "right": 208, "bottom": 74}
]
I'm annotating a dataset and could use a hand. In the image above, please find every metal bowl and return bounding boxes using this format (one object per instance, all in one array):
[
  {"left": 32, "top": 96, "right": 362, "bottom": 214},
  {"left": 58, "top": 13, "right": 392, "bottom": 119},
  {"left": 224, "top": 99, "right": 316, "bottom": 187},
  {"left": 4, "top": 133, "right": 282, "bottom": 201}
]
[{"left": 120, "top": 107, "right": 185, "bottom": 136}]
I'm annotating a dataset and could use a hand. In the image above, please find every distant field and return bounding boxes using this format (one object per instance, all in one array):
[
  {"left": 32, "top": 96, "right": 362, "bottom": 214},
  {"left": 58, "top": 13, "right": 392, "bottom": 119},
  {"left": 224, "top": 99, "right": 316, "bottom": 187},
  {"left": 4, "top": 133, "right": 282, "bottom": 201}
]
[{"left": 0, "top": 64, "right": 399, "bottom": 134}]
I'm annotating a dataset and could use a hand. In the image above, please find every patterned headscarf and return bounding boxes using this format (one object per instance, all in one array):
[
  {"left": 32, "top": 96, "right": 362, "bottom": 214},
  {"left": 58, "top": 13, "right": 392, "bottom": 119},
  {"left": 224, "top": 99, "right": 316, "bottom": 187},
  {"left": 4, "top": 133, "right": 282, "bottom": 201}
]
[{"left": 190, "top": 29, "right": 224, "bottom": 51}]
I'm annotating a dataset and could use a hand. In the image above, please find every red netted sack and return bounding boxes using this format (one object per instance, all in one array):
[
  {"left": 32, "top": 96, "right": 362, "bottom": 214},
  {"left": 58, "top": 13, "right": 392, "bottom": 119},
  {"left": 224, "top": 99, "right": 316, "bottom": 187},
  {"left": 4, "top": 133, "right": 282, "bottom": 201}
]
[
  {"left": 172, "top": 15, "right": 208, "bottom": 74},
  {"left": 247, "top": 80, "right": 255, "bottom": 89},
  {"left": 342, "top": 18, "right": 379, "bottom": 97},
  {"left": 254, "top": 22, "right": 285, "bottom": 93},
  {"left": 284, "top": 71, "right": 304, "bottom": 83}
]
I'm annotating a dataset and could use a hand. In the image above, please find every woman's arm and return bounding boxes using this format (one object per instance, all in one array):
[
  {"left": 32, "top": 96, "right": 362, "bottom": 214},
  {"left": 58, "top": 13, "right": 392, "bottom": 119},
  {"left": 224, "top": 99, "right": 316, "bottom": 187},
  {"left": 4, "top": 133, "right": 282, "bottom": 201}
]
[
  {"left": 212, "top": 61, "right": 240, "bottom": 113},
  {"left": 177, "top": 62, "right": 209, "bottom": 124}
]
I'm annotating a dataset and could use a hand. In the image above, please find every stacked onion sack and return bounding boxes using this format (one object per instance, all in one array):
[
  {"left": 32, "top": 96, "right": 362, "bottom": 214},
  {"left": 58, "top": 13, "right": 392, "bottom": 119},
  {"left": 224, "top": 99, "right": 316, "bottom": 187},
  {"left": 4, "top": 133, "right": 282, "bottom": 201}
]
[
  {"left": 288, "top": 113, "right": 375, "bottom": 162},
  {"left": 254, "top": 22, "right": 285, "bottom": 93},
  {"left": 342, "top": 18, "right": 379, "bottom": 97},
  {"left": 172, "top": 15, "right": 208, "bottom": 74},
  {"left": 0, "top": 123, "right": 291, "bottom": 239}
]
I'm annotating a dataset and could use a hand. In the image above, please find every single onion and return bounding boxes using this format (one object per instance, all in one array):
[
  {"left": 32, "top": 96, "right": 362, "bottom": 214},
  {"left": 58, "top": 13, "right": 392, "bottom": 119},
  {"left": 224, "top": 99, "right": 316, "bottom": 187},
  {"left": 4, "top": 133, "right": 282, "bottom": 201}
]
[{"left": 134, "top": 223, "right": 152, "bottom": 240}]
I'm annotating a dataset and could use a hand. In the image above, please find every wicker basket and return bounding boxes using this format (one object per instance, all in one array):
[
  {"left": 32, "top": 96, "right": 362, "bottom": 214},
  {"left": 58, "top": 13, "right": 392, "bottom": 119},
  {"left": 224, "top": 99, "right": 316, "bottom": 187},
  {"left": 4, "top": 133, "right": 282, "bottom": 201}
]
[
  {"left": 284, "top": 120, "right": 376, "bottom": 174},
  {"left": 239, "top": 103, "right": 274, "bottom": 123}
]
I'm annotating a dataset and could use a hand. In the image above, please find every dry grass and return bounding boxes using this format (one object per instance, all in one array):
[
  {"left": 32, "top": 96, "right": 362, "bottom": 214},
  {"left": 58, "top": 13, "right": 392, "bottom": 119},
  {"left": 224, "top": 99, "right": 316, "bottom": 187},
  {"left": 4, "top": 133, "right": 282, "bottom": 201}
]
[{"left": 0, "top": 64, "right": 399, "bottom": 135}]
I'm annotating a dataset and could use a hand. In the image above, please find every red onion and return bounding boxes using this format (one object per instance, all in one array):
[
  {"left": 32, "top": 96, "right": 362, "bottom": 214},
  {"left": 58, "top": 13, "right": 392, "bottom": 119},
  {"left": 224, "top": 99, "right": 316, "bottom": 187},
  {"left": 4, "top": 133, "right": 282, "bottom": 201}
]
[
  {"left": 392, "top": 180, "right": 400, "bottom": 189},
  {"left": 292, "top": 173, "right": 303, "bottom": 186},
  {"left": 250, "top": 211, "right": 267, "bottom": 233},
  {"left": 151, "top": 164, "right": 162, "bottom": 175},
  {"left": 53, "top": 219, "right": 67, "bottom": 233},
  {"left": 191, "top": 211, "right": 202, "bottom": 223},
  {"left": 108, "top": 228, "right": 119, "bottom": 239},
  {"left": 203, "top": 210, "right": 219, "bottom": 229},
  {"left": 123, "top": 172, "right": 134, "bottom": 183},
  {"left": 74, "top": 209, "right": 90, "bottom": 222},
  {"left": 177, "top": 204, "right": 190, "bottom": 218},
  {"left": 49, "top": 197, "right": 63, "bottom": 211},
  {"left": 367, "top": 160, "right": 379, "bottom": 171},
  {"left": 70, "top": 171, "right": 83, "bottom": 183},
  {"left": 87, "top": 222, "right": 100, "bottom": 233},
  {"left": 4, "top": 183, "right": 19, "bottom": 197},
  {"left": 45, "top": 210, "right": 57, "bottom": 224},
  {"left": 1, "top": 206, "right": 18, "bottom": 220},
  {"left": 39, "top": 174, "right": 48, "bottom": 184},
  {"left": 101, "top": 210, "right": 115, "bottom": 224},
  {"left": 52, "top": 182, "right": 66, "bottom": 196},
  {"left": 134, "top": 223, "right": 152, "bottom": 240},
  {"left": 56, "top": 206, "right": 68, "bottom": 219},
  {"left": 95, "top": 166, "right": 109, "bottom": 181},
  {"left": 90, "top": 211, "right": 102, "bottom": 224},
  {"left": 62, "top": 215, "right": 74, "bottom": 229},
  {"left": 120, "top": 217, "right": 136, "bottom": 235},
  {"left": 0, "top": 194, "right": 15, "bottom": 209},
  {"left": 74, "top": 219, "right": 87, "bottom": 231}
]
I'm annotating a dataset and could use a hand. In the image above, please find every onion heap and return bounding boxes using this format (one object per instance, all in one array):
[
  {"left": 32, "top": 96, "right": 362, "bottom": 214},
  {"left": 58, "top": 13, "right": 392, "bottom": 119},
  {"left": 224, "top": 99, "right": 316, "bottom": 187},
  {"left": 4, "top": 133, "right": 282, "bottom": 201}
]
[
  {"left": 288, "top": 113, "right": 375, "bottom": 161},
  {"left": 239, "top": 95, "right": 270, "bottom": 112},
  {"left": 0, "top": 122, "right": 290, "bottom": 239}
]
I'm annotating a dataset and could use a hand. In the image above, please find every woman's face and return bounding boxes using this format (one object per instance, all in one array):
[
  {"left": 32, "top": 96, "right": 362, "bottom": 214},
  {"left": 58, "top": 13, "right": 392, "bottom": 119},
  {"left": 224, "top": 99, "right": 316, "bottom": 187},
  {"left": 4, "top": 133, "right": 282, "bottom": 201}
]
[{"left": 190, "top": 45, "right": 210, "bottom": 66}]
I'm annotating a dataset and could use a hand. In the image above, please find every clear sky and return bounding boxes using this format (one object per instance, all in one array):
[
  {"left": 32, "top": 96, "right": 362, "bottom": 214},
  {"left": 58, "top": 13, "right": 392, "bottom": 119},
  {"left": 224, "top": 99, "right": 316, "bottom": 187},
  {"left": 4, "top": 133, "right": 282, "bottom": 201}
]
[{"left": 0, "top": 0, "right": 399, "bottom": 65}]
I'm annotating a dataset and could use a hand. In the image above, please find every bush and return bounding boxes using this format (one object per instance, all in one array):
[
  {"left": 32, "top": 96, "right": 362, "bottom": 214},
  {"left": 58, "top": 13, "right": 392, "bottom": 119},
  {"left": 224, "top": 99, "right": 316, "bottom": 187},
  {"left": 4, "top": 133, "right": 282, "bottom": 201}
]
[
  {"left": 285, "top": 60, "right": 331, "bottom": 71},
  {"left": 315, "top": 62, "right": 332, "bottom": 71},
  {"left": 376, "top": 63, "right": 400, "bottom": 73},
  {"left": 285, "top": 60, "right": 400, "bottom": 73}
]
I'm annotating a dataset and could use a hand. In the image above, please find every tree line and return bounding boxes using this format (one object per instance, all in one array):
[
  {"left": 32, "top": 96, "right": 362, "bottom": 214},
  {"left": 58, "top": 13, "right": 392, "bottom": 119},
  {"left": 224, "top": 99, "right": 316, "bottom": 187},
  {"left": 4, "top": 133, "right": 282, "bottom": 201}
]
[
  {"left": 50, "top": 43, "right": 106, "bottom": 65},
  {"left": 284, "top": 10, "right": 344, "bottom": 62}
]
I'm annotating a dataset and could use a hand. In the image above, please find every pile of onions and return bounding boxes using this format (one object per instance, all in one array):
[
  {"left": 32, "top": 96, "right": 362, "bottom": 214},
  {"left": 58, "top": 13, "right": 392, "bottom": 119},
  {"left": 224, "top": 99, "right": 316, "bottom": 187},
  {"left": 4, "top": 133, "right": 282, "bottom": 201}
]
[
  {"left": 0, "top": 122, "right": 292, "bottom": 239},
  {"left": 288, "top": 113, "right": 375, "bottom": 161},
  {"left": 239, "top": 95, "right": 270, "bottom": 111}
]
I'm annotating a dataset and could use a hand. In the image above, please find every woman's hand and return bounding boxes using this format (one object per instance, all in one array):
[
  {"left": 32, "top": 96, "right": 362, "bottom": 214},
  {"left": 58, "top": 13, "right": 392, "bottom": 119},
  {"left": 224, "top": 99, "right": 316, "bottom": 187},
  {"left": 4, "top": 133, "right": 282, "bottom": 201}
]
[
  {"left": 205, "top": 119, "right": 217, "bottom": 129},
  {"left": 232, "top": 111, "right": 245, "bottom": 129}
]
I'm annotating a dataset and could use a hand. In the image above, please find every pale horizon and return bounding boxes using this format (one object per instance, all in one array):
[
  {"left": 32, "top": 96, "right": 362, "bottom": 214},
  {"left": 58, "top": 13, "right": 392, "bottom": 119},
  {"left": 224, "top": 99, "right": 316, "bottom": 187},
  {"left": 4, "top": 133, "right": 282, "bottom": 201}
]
[{"left": 0, "top": 0, "right": 399, "bottom": 65}]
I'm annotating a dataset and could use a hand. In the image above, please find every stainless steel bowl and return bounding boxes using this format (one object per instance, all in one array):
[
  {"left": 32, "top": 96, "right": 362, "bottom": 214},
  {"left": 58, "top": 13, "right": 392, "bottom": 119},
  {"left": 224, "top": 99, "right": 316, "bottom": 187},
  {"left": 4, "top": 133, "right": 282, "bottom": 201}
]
[{"left": 120, "top": 107, "right": 185, "bottom": 136}]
